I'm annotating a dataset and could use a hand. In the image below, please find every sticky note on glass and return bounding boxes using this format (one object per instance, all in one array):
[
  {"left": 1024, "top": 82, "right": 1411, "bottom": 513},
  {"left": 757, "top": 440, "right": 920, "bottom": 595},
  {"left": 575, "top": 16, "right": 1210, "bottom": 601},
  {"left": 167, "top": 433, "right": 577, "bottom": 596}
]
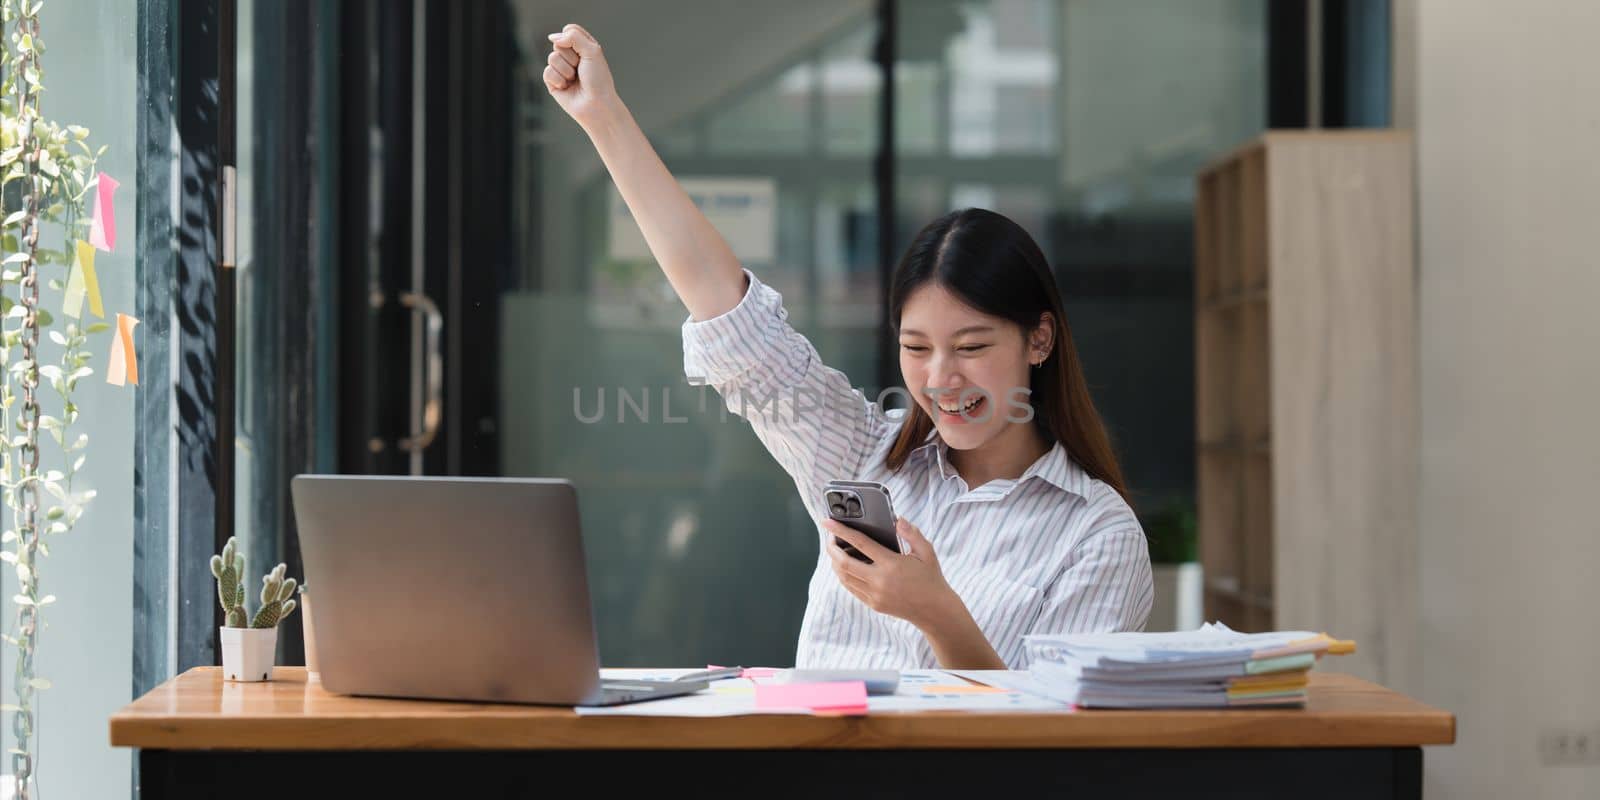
[
  {"left": 754, "top": 681, "right": 867, "bottom": 713},
  {"left": 88, "top": 172, "right": 119, "bottom": 252},
  {"left": 63, "top": 240, "right": 104, "bottom": 319},
  {"left": 105, "top": 312, "right": 139, "bottom": 386}
]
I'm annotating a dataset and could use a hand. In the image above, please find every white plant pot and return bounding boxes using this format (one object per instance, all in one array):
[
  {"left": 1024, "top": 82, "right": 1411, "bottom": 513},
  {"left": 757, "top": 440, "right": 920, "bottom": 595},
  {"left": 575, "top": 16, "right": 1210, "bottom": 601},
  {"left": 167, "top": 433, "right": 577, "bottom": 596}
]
[
  {"left": 221, "top": 626, "right": 279, "bottom": 682},
  {"left": 1148, "top": 562, "right": 1205, "bottom": 632}
]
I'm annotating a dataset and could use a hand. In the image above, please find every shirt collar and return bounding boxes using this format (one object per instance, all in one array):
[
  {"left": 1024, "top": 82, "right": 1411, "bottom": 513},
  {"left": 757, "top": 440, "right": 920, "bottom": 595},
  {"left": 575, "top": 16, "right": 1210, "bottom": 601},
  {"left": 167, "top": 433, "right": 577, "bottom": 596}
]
[
  {"left": 913, "top": 431, "right": 1092, "bottom": 500},
  {"left": 1020, "top": 440, "right": 1092, "bottom": 498}
]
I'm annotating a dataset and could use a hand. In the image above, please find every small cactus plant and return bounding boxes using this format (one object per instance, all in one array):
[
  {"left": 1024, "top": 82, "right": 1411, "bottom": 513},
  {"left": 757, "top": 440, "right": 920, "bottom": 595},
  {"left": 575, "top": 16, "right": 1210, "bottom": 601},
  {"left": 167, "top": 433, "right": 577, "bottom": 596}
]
[
  {"left": 209, "top": 535, "right": 300, "bottom": 629},
  {"left": 209, "top": 537, "right": 248, "bottom": 628},
  {"left": 250, "top": 564, "right": 299, "bottom": 629}
]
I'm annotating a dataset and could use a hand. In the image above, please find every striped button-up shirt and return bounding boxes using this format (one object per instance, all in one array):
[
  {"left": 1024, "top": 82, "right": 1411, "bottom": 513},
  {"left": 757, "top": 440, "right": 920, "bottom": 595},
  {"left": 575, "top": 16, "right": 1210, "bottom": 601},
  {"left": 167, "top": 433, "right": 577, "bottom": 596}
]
[{"left": 682, "top": 269, "right": 1153, "bottom": 669}]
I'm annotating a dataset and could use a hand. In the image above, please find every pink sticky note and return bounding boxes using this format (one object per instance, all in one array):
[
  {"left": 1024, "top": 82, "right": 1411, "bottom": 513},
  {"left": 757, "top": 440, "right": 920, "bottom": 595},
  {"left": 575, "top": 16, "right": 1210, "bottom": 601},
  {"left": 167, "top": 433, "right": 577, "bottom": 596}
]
[
  {"left": 89, "top": 172, "right": 119, "bottom": 252},
  {"left": 741, "top": 668, "right": 780, "bottom": 679},
  {"left": 755, "top": 681, "right": 867, "bottom": 712}
]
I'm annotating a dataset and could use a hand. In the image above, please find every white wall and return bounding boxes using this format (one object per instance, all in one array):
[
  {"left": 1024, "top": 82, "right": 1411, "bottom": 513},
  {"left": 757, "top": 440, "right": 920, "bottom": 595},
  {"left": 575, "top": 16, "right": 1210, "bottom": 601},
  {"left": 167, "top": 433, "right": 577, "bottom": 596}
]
[
  {"left": 0, "top": 1, "right": 137, "bottom": 798},
  {"left": 1416, "top": 1, "right": 1600, "bottom": 796}
]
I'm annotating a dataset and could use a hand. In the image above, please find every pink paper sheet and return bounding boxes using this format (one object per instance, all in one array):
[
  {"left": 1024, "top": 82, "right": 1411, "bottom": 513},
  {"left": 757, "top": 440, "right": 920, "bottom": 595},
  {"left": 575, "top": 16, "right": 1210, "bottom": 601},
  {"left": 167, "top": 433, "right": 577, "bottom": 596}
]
[{"left": 754, "top": 681, "right": 867, "bottom": 712}]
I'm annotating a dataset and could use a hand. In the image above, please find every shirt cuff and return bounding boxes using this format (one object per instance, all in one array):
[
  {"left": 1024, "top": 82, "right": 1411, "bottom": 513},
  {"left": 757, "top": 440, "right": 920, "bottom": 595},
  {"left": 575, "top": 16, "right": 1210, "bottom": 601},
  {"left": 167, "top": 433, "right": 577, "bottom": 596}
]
[{"left": 681, "top": 268, "right": 795, "bottom": 387}]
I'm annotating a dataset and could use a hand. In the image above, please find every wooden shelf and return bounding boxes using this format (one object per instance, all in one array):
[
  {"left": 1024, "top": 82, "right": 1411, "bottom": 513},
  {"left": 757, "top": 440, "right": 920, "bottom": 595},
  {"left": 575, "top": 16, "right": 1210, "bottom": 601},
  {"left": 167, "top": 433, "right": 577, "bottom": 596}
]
[
  {"left": 1203, "top": 577, "right": 1274, "bottom": 611},
  {"left": 1197, "top": 439, "right": 1271, "bottom": 455},
  {"left": 1193, "top": 131, "right": 1417, "bottom": 667},
  {"left": 1198, "top": 285, "right": 1268, "bottom": 313}
]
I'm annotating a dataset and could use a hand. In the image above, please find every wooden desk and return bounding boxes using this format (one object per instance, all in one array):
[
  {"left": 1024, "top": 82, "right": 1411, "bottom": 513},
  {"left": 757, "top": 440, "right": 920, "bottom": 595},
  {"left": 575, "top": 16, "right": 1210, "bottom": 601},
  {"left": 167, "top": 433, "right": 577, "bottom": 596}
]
[{"left": 112, "top": 668, "right": 1454, "bottom": 799}]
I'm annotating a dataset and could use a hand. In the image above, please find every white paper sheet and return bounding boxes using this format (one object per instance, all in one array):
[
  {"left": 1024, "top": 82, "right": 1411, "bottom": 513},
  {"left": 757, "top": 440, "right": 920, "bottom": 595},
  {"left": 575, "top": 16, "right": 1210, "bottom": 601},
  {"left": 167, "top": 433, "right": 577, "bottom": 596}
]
[{"left": 574, "top": 669, "right": 1069, "bottom": 716}]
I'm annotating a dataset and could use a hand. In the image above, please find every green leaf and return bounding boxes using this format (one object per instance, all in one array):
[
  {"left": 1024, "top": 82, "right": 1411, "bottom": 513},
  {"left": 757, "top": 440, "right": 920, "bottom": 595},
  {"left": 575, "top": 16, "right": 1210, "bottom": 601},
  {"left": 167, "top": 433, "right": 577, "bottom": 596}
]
[
  {"left": 3, "top": 209, "right": 25, "bottom": 226},
  {"left": 47, "top": 330, "right": 65, "bottom": 345},
  {"left": 39, "top": 594, "right": 55, "bottom": 605},
  {"left": 28, "top": 678, "right": 51, "bottom": 689},
  {"left": 3, "top": 251, "right": 28, "bottom": 263},
  {"left": 36, "top": 308, "right": 51, "bottom": 326},
  {"left": 12, "top": 594, "right": 32, "bottom": 605},
  {"left": 85, "top": 321, "right": 109, "bottom": 334}
]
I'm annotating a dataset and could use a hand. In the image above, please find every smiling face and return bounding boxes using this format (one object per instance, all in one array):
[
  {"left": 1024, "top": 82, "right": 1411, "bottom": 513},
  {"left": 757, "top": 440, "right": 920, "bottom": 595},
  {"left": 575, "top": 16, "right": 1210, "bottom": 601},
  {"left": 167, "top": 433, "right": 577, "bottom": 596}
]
[{"left": 897, "top": 282, "right": 1052, "bottom": 452}]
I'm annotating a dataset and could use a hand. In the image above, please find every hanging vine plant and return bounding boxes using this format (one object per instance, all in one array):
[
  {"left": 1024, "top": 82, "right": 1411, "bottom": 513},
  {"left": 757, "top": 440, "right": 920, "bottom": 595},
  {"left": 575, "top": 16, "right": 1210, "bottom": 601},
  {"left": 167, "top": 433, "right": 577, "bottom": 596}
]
[{"left": 0, "top": 0, "right": 112, "bottom": 797}]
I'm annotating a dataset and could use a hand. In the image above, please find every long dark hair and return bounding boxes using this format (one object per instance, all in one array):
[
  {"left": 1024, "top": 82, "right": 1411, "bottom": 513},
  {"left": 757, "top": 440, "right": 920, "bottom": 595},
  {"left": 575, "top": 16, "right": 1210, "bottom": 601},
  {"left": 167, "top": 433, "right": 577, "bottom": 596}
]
[{"left": 885, "top": 208, "right": 1129, "bottom": 503}]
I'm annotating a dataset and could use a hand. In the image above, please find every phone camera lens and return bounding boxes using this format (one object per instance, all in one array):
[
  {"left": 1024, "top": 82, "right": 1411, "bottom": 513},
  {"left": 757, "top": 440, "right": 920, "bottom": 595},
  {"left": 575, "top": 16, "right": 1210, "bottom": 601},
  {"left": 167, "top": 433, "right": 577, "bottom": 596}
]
[
  {"left": 845, "top": 496, "right": 861, "bottom": 516},
  {"left": 830, "top": 503, "right": 847, "bottom": 516}
]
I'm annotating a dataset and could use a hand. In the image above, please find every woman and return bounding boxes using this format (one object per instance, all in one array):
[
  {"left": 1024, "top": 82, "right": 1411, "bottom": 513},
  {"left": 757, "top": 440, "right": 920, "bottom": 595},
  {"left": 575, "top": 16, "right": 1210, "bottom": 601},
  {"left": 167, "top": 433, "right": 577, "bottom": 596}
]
[{"left": 545, "top": 24, "right": 1151, "bottom": 670}]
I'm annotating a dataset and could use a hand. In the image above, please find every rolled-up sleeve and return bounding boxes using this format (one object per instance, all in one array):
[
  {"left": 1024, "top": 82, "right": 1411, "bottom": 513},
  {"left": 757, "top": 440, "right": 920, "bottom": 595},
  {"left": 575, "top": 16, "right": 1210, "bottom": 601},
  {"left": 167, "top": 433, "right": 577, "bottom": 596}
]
[{"left": 682, "top": 269, "right": 894, "bottom": 519}]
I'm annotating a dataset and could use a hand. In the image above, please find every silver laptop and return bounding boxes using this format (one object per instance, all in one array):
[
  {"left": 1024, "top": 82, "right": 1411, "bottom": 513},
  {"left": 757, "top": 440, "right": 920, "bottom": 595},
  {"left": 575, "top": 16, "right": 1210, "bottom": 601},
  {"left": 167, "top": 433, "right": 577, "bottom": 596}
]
[{"left": 290, "top": 475, "right": 708, "bottom": 706}]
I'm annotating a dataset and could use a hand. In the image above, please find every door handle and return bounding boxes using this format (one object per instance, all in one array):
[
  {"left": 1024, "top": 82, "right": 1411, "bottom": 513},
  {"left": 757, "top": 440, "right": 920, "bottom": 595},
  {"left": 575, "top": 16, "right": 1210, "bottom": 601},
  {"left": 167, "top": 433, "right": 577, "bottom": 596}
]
[{"left": 397, "top": 290, "right": 443, "bottom": 453}]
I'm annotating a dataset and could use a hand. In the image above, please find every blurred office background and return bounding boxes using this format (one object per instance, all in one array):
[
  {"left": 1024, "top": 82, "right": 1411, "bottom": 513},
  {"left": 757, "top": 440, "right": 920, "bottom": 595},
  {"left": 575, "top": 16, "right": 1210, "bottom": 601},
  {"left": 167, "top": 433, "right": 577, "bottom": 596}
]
[{"left": 2, "top": 1, "right": 1598, "bottom": 798}]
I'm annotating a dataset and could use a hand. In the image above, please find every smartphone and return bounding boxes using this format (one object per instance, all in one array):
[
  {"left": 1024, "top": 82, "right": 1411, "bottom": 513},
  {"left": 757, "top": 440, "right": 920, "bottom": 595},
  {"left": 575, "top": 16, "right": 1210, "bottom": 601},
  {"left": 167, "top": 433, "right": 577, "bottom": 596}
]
[{"left": 822, "top": 479, "right": 900, "bottom": 563}]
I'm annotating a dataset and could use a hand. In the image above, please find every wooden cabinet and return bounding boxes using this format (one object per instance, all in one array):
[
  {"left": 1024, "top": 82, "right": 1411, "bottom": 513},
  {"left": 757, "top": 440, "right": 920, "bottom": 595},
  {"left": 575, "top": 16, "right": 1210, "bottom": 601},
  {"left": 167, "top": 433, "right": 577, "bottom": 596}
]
[{"left": 1193, "top": 131, "right": 1417, "bottom": 688}]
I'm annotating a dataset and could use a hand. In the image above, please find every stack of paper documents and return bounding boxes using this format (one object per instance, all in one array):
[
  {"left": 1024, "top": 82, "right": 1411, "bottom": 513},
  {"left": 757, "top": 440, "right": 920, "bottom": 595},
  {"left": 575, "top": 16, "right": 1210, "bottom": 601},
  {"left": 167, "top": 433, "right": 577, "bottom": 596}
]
[{"left": 1023, "top": 622, "right": 1355, "bottom": 709}]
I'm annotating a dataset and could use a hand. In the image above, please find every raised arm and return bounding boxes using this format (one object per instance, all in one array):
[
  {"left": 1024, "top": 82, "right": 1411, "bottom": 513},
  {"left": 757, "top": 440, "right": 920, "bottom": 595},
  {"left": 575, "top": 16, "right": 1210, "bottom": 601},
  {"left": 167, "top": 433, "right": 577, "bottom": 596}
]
[{"left": 543, "top": 23, "right": 745, "bottom": 321}]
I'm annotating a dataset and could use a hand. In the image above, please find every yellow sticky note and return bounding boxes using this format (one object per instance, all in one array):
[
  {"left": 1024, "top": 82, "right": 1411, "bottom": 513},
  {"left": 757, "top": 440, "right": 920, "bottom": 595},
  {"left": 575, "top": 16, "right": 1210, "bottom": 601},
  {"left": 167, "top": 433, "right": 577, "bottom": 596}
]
[
  {"left": 62, "top": 245, "right": 86, "bottom": 319},
  {"left": 73, "top": 240, "right": 104, "bottom": 319},
  {"left": 105, "top": 312, "right": 139, "bottom": 386}
]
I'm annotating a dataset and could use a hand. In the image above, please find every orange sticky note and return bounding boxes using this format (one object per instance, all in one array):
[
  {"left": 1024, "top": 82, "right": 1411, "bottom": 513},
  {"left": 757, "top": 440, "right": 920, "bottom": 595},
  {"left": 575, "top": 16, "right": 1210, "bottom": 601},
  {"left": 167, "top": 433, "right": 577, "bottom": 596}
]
[
  {"left": 88, "top": 172, "right": 119, "bottom": 251},
  {"left": 754, "top": 681, "right": 867, "bottom": 712},
  {"left": 105, "top": 312, "right": 139, "bottom": 386}
]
